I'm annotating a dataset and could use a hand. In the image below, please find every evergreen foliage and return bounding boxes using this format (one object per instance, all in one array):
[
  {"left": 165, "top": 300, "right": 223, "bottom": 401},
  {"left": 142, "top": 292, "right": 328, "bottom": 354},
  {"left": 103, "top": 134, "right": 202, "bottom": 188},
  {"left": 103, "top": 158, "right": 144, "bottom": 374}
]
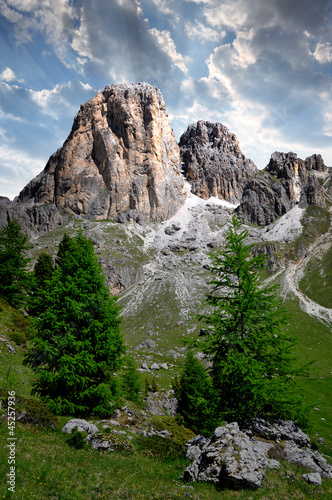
[
  {"left": 171, "top": 374, "right": 181, "bottom": 399},
  {"left": 122, "top": 356, "right": 141, "bottom": 403},
  {"left": 34, "top": 253, "right": 55, "bottom": 287},
  {"left": 0, "top": 220, "right": 32, "bottom": 308},
  {"left": 177, "top": 352, "right": 219, "bottom": 435},
  {"left": 199, "top": 214, "right": 307, "bottom": 425},
  {"left": 28, "top": 253, "right": 55, "bottom": 317},
  {"left": 24, "top": 232, "right": 125, "bottom": 416}
]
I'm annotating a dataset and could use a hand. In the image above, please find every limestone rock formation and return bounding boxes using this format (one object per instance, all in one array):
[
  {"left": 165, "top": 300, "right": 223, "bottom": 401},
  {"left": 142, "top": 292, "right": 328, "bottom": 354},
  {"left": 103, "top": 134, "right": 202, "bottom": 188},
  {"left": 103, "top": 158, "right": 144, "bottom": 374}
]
[
  {"left": 179, "top": 121, "right": 258, "bottom": 203},
  {"left": 182, "top": 419, "right": 332, "bottom": 490},
  {"left": 237, "top": 152, "right": 327, "bottom": 226},
  {"left": 182, "top": 422, "right": 268, "bottom": 490},
  {"left": 61, "top": 419, "right": 98, "bottom": 435},
  {"left": 17, "top": 83, "right": 185, "bottom": 228}
]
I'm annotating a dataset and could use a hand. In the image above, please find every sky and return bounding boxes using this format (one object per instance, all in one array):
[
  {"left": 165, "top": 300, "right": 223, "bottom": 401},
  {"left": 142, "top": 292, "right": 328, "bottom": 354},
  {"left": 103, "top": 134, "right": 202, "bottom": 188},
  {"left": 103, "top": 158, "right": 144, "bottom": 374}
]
[{"left": 0, "top": 0, "right": 332, "bottom": 200}]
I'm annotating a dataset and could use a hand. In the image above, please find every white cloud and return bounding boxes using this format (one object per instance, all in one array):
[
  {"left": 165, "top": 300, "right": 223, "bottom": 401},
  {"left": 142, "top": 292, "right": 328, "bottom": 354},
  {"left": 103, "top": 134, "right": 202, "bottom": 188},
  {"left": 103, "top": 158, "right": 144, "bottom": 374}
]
[
  {"left": 0, "top": 67, "right": 16, "bottom": 82},
  {"left": 149, "top": 28, "right": 190, "bottom": 74},
  {"left": 0, "top": 0, "right": 78, "bottom": 65},
  {"left": 314, "top": 42, "right": 332, "bottom": 64},
  {"left": 0, "top": 144, "right": 45, "bottom": 199},
  {"left": 28, "top": 81, "right": 95, "bottom": 119},
  {"left": 184, "top": 20, "right": 224, "bottom": 42},
  {"left": 149, "top": 0, "right": 178, "bottom": 19}
]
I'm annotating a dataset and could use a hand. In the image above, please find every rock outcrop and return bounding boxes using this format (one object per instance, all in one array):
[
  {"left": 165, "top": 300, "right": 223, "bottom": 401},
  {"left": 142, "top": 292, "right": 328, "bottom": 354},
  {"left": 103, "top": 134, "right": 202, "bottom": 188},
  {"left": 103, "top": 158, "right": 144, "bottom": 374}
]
[
  {"left": 12, "top": 83, "right": 185, "bottom": 232},
  {"left": 182, "top": 423, "right": 268, "bottom": 490},
  {"left": 61, "top": 419, "right": 98, "bottom": 435},
  {"left": 179, "top": 121, "right": 258, "bottom": 203},
  {"left": 182, "top": 419, "right": 332, "bottom": 490},
  {"left": 237, "top": 152, "right": 327, "bottom": 226}
]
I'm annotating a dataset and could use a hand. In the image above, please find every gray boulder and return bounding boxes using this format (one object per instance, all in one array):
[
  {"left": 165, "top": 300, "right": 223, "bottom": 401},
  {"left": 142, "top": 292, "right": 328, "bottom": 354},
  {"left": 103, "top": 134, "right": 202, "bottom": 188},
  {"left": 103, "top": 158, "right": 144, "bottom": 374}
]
[
  {"left": 144, "top": 390, "right": 178, "bottom": 416},
  {"left": 285, "top": 443, "right": 332, "bottom": 478},
  {"left": 182, "top": 419, "right": 332, "bottom": 490},
  {"left": 61, "top": 419, "right": 98, "bottom": 435},
  {"left": 302, "top": 473, "right": 322, "bottom": 485},
  {"left": 136, "top": 339, "right": 156, "bottom": 350},
  {"left": 182, "top": 423, "right": 268, "bottom": 490},
  {"left": 244, "top": 418, "right": 311, "bottom": 446}
]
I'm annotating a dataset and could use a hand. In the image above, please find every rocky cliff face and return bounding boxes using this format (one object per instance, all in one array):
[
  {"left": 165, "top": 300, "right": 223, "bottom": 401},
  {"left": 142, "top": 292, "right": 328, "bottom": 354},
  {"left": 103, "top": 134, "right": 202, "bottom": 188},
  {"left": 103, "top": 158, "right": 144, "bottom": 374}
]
[
  {"left": 179, "top": 121, "right": 258, "bottom": 203},
  {"left": 17, "top": 83, "right": 185, "bottom": 227},
  {"left": 237, "top": 152, "right": 327, "bottom": 226}
]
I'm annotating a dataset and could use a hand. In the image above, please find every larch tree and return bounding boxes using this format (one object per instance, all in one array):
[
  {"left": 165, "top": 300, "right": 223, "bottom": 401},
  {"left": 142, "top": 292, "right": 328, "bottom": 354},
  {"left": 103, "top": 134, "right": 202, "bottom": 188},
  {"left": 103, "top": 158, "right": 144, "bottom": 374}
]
[{"left": 199, "top": 214, "right": 307, "bottom": 425}]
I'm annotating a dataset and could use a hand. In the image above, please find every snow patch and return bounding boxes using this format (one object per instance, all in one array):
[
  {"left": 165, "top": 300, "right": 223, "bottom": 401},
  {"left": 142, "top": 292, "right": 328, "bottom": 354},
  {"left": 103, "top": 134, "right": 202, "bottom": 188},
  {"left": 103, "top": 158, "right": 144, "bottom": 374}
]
[{"left": 262, "top": 205, "right": 304, "bottom": 243}]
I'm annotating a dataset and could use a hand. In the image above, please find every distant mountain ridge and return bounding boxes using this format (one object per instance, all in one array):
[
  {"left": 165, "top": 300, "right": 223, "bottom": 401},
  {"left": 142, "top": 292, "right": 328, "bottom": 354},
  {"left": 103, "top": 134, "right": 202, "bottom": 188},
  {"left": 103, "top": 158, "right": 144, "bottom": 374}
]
[{"left": 0, "top": 83, "right": 331, "bottom": 234}]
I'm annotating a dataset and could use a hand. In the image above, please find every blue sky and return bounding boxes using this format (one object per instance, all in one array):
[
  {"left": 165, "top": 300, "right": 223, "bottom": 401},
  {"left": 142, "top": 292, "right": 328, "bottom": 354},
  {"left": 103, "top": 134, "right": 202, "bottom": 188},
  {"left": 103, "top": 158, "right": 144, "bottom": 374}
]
[{"left": 1, "top": 0, "right": 332, "bottom": 199}]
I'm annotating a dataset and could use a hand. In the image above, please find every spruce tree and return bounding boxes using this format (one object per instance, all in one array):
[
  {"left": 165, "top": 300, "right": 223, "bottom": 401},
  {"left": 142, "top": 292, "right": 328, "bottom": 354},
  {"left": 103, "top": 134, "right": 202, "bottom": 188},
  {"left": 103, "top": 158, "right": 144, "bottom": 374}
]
[
  {"left": 200, "top": 214, "right": 307, "bottom": 425},
  {"left": 34, "top": 253, "right": 54, "bottom": 287},
  {"left": 28, "top": 253, "right": 55, "bottom": 317},
  {"left": 24, "top": 232, "right": 125, "bottom": 416},
  {"left": 0, "top": 220, "right": 31, "bottom": 308}
]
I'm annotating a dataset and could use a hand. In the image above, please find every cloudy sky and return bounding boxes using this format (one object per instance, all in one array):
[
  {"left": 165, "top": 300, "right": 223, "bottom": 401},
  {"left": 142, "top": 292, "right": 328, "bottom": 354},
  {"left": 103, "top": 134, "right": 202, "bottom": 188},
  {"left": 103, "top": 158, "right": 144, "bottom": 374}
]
[{"left": 1, "top": 0, "right": 332, "bottom": 199}]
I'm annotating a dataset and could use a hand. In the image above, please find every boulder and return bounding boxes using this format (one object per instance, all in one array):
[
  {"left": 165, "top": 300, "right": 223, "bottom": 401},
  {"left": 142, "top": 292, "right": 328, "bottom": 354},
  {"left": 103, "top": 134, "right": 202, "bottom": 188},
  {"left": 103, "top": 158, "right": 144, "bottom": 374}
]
[
  {"left": 302, "top": 473, "right": 322, "bottom": 485},
  {"left": 144, "top": 390, "right": 178, "bottom": 416},
  {"left": 243, "top": 418, "right": 311, "bottom": 447},
  {"left": 136, "top": 339, "right": 156, "bottom": 350},
  {"left": 182, "top": 420, "right": 332, "bottom": 490},
  {"left": 182, "top": 423, "right": 269, "bottom": 490},
  {"left": 285, "top": 444, "right": 332, "bottom": 478},
  {"left": 61, "top": 419, "right": 98, "bottom": 435}
]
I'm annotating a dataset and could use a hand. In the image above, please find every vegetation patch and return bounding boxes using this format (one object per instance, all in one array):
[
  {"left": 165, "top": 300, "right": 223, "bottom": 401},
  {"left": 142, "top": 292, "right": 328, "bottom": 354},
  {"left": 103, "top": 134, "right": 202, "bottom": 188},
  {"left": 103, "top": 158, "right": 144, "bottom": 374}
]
[
  {"left": 137, "top": 434, "right": 186, "bottom": 460},
  {"left": 299, "top": 246, "right": 332, "bottom": 308},
  {"left": 150, "top": 415, "right": 195, "bottom": 445}
]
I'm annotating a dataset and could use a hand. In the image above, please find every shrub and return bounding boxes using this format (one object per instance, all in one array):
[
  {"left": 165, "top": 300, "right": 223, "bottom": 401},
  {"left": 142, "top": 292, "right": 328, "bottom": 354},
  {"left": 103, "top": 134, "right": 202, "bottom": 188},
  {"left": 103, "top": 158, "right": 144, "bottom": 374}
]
[
  {"left": 26, "top": 400, "right": 58, "bottom": 428},
  {"left": 65, "top": 427, "right": 87, "bottom": 450},
  {"left": 150, "top": 416, "right": 195, "bottom": 446},
  {"left": 9, "top": 330, "right": 26, "bottom": 346},
  {"left": 138, "top": 435, "right": 186, "bottom": 460}
]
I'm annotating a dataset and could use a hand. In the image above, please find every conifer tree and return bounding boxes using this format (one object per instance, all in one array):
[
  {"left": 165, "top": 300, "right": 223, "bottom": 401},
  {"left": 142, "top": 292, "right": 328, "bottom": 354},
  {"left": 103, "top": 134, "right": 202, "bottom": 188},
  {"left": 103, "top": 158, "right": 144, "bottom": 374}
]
[
  {"left": 177, "top": 352, "right": 218, "bottom": 434},
  {"left": 200, "top": 214, "right": 307, "bottom": 424},
  {"left": 122, "top": 357, "right": 141, "bottom": 403},
  {"left": 28, "top": 253, "right": 55, "bottom": 317},
  {"left": 24, "top": 232, "right": 125, "bottom": 416},
  {"left": 34, "top": 253, "right": 54, "bottom": 287},
  {"left": 0, "top": 220, "right": 31, "bottom": 308}
]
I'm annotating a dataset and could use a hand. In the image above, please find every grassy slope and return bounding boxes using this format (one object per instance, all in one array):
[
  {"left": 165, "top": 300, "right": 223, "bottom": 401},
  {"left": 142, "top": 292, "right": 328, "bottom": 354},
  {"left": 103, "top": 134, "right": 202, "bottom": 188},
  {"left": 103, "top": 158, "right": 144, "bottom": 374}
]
[
  {"left": 1, "top": 419, "right": 332, "bottom": 499},
  {"left": 1, "top": 205, "right": 332, "bottom": 498},
  {"left": 1, "top": 290, "right": 332, "bottom": 499},
  {"left": 299, "top": 246, "right": 332, "bottom": 308}
]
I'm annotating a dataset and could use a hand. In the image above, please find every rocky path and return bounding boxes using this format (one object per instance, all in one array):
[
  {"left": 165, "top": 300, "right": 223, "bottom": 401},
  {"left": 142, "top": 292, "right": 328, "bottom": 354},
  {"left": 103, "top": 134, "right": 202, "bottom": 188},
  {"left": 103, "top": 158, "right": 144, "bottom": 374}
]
[{"left": 283, "top": 207, "right": 332, "bottom": 325}]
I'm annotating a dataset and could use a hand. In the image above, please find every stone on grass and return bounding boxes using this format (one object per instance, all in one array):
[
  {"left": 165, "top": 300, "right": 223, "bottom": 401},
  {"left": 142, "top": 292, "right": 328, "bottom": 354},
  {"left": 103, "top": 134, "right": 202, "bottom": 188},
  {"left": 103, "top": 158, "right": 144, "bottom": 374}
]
[
  {"left": 182, "top": 423, "right": 268, "bottom": 490},
  {"left": 302, "top": 473, "right": 322, "bottom": 485},
  {"left": 244, "top": 418, "right": 310, "bottom": 446},
  {"left": 61, "top": 419, "right": 98, "bottom": 435}
]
